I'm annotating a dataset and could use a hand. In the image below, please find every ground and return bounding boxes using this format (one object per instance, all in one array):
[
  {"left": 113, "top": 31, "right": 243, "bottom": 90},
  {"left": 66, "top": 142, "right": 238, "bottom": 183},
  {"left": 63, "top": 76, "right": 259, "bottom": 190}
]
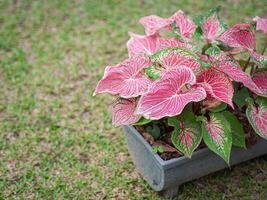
[{"left": 0, "top": 0, "right": 267, "bottom": 199}]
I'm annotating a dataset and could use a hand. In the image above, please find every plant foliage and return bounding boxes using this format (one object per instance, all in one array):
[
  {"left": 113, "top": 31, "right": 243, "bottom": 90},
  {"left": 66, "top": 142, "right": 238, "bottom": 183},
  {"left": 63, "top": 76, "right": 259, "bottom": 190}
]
[{"left": 95, "top": 8, "right": 267, "bottom": 163}]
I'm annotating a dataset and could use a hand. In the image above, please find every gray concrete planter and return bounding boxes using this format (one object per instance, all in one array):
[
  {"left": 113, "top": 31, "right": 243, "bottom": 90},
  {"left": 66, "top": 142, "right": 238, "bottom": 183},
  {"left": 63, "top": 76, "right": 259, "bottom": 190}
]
[{"left": 124, "top": 125, "right": 267, "bottom": 198}]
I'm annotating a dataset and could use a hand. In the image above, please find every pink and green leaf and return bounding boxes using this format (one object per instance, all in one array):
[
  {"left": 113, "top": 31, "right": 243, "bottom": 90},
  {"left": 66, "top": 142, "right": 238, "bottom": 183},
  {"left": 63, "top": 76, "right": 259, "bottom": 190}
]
[
  {"left": 151, "top": 47, "right": 203, "bottom": 73},
  {"left": 136, "top": 66, "right": 207, "bottom": 120},
  {"left": 110, "top": 98, "right": 140, "bottom": 126},
  {"left": 197, "top": 68, "right": 234, "bottom": 107},
  {"left": 252, "top": 71, "right": 267, "bottom": 97},
  {"left": 217, "top": 59, "right": 261, "bottom": 94},
  {"left": 194, "top": 7, "right": 227, "bottom": 41},
  {"left": 139, "top": 15, "right": 172, "bottom": 35},
  {"left": 218, "top": 23, "right": 256, "bottom": 51},
  {"left": 246, "top": 97, "right": 267, "bottom": 140},
  {"left": 94, "top": 55, "right": 152, "bottom": 98},
  {"left": 169, "top": 117, "right": 202, "bottom": 158},
  {"left": 202, "top": 113, "right": 232, "bottom": 164},
  {"left": 170, "top": 10, "right": 197, "bottom": 39},
  {"left": 203, "top": 14, "right": 221, "bottom": 41},
  {"left": 127, "top": 33, "right": 160, "bottom": 57}
]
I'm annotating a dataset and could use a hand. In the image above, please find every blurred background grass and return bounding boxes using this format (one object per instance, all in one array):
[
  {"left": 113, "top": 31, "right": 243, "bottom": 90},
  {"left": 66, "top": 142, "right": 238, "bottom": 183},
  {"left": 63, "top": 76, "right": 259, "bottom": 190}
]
[{"left": 0, "top": 0, "right": 267, "bottom": 199}]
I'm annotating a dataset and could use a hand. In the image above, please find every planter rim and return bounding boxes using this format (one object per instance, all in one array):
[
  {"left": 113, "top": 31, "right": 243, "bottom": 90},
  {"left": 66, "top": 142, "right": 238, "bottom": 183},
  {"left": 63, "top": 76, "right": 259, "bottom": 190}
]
[{"left": 126, "top": 125, "right": 213, "bottom": 170}]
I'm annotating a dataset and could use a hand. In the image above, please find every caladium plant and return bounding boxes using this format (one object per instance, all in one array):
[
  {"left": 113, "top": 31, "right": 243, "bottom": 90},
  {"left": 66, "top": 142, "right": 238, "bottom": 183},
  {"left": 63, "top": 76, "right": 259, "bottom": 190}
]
[{"left": 94, "top": 7, "right": 267, "bottom": 164}]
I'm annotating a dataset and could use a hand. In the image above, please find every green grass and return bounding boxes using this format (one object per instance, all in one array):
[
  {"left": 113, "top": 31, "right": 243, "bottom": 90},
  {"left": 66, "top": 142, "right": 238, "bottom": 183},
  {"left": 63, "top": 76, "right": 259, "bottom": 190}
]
[{"left": 0, "top": 0, "right": 267, "bottom": 199}]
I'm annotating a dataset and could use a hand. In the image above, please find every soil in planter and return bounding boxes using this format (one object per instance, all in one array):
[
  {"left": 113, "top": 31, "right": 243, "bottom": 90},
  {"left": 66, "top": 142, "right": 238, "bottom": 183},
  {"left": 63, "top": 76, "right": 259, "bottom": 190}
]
[{"left": 135, "top": 109, "right": 260, "bottom": 161}]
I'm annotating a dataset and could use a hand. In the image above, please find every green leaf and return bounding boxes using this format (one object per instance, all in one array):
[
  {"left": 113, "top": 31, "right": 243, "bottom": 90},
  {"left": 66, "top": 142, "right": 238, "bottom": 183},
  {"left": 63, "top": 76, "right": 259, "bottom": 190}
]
[
  {"left": 177, "top": 103, "right": 195, "bottom": 121},
  {"left": 145, "top": 65, "right": 161, "bottom": 80},
  {"left": 246, "top": 97, "right": 267, "bottom": 140},
  {"left": 233, "top": 87, "right": 250, "bottom": 108},
  {"left": 134, "top": 117, "right": 152, "bottom": 126},
  {"left": 151, "top": 47, "right": 208, "bottom": 70},
  {"left": 256, "top": 96, "right": 267, "bottom": 107},
  {"left": 202, "top": 113, "right": 232, "bottom": 164},
  {"left": 192, "top": 26, "right": 203, "bottom": 40},
  {"left": 152, "top": 146, "right": 164, "bottom": 154},
  {"left": 208, "top": 103, "right": 227, "bottom": 113},
  {"left": 205, "top": 46, "right": 221, "bottom": 57},
  {"left": 169, "top": 117, "right": 202, "bottom": 158},
  {"left": 146, "top": 124, "right": 161, "bottom": 139},
  {"left": 222, "top": 111, "right": 246, "bottom": 148}
]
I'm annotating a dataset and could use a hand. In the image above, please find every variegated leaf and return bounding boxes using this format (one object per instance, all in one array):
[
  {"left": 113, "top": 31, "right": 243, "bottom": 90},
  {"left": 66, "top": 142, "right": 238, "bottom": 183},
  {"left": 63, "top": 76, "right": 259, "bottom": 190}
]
[
  {"left": 170, "top": 10, "right": 197, "bottom": 39},
  {"left": 110, "top": 98, "right": 140, "bottom": 126},
  {"left": 139, "top": 15, "right": 172, "bottom": 35},
  {"left": 197, "top": 68, "right": 234, "bottom": 107},
  {"left": 218, "top": 23, "right": 256, "bottom": 51},
  {"left": 246, "top": 97, "right": 267, "bottom": 140},
  {"left": 159, "top": 37, "right": 191, "bottom": 50},
  {"left": 252, "top": 72, "right": 267, "bottom": 97},
  {"left": 169, "top": 117, "right": 202, "bottom": 158},
  {"left": 127, "top": 33, "right": 159, "bottom": 57},
  {"left": 94, "top": 55, "right": 152, "bottom": 98},
  {"left": 202, "top": 113, "right": 232, "bottom": 164},
  {"left": 194, "top": 7, "right": 227, "bottom": 41},
  {"left": 151, "top": 47, "right": 203, "bottom": 73},
  {"left": 136, "top": 66, "right": 206, "bottom": 120},
  {"left": 217, "top": 59, "right": 261, "bottom": 94},
  {"left": 203, "top": 13, "right": 221, "bottom": 41}
]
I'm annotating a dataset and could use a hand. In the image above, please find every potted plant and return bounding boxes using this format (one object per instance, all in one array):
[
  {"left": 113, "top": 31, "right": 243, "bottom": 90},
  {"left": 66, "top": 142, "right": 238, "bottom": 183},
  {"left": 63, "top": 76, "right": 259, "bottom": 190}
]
[{"left": 94, "top": 7, "right": 267, "bottom": 197}]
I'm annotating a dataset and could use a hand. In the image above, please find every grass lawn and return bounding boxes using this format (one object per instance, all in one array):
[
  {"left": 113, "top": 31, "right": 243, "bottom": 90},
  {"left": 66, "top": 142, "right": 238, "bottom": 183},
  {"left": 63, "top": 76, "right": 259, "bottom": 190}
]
[{"left": 0, "top": 0, "right": 267, "bottom": 199}]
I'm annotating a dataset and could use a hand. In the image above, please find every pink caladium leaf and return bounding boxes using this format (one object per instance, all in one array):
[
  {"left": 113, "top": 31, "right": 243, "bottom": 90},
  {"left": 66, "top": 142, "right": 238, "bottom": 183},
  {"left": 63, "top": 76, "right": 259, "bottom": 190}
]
[
  {"left": 170, "top": 10, "right": 197, "bottom": 39},
  {"left": 139, "top": 10, "right": 196, "bottom": 39},
  {"left": 219, "top": 23, "right": 256, "bottom": 51},
  {"left": 169, "top": 117, "right": 202, "bottom": 158},
  {"left": 216, "top": 59, "right": 261, "bottom": 94},
  {"left": 252, "top": 72, "right": 267, "bottom": 97},
  {"left": 197, "top": 68, "right": 234, "bottom": 108},
  {"left": 246, "top": 97, "right": 267, "bottom": 139},
  {"left": 217, "top": 23, "right": 266, "bottom": 63},
  {"left": 203, "top": 14, "right": 221, "bottom": 41},
  {"left": 151, "top": 47, "right": 202, "bottom": 74},
  {"left": 139, "top": 15, "right": 172, "bottom": 35},
  {"left": 159, "top": 37, "right": 191, "bottom": 50},
  {"left": 161, "top": 51, "right": 201, "bottom": 73},
  {"left": 95, "top": 55, "right": 152, "bottom": 98},
  {"left": 253, "top": 16, "right": 267, "bottom": 33},
  {"left": 136, "top": 66, "right": 206, "bottom": 120},
  {"left": 127, "top": 32, "right": 159, "bottom": 57},
  {"left": 110, "top": 98, "right": 140, "bottom": 126},
  {"left": 202, "top": 113, "right": 232, "bottom": 164}
]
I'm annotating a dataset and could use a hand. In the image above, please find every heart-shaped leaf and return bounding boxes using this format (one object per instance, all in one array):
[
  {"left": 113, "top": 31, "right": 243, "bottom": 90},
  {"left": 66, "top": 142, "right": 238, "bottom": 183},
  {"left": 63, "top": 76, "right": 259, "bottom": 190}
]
[
  {"left": 151, "top": 47, "right": 203, "bottom": 73},
  {"left": 110, "top": 98, "right": 140, "bottom": 126},
  {"left": 202, "top": 113, "right": 232, "bottom": 164},
  {"left": 169, "top": 117, "right": 202, "bottom": 158},
  {"left": 136, "top": 66, "right": 206, "bottom": 120}
]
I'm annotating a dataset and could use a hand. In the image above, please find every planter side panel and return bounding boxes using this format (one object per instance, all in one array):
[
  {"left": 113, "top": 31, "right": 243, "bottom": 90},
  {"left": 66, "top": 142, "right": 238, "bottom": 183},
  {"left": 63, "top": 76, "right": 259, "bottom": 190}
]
[
  {"left": 124, "top": 126, "right": 164, "bottom": 191},
  {"left": 163, "top": 139, "right": 267, "bottom": 190}
]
